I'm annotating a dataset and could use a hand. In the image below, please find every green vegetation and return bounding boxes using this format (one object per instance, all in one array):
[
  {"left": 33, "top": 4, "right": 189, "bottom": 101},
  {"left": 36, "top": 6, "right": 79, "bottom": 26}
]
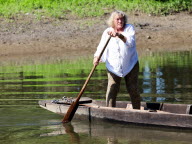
[{"left": 0, "top": 0, "right": 191, "bottom": 18}]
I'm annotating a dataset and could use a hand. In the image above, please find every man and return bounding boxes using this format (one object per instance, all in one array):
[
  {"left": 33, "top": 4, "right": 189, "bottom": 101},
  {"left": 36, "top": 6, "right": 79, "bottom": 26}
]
[{"left": 93, "top": 10, "right": 141, "bottom": 109}]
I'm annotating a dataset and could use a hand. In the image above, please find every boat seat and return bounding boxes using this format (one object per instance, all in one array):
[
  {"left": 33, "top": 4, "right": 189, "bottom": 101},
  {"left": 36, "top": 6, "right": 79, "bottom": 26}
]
[{"left": 161, "top": 103, "right": 192, "bottom": 114}]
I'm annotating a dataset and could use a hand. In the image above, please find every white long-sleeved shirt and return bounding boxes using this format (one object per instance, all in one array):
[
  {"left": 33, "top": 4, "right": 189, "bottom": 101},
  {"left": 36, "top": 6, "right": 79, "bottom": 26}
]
[{"left": 94, "top": 24, "right": 138, "bottom": 77}]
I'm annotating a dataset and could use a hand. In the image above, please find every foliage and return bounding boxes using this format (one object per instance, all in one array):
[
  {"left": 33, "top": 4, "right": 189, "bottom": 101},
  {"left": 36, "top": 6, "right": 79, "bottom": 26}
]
[{"left": 0, "top": 0, "right": 191, "bottom": 18}]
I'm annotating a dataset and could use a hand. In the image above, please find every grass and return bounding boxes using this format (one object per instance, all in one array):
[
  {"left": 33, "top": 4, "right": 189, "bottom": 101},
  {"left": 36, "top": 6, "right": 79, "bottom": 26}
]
[{"left": 0, "top": 0, "right": 191, "bottom": 19}]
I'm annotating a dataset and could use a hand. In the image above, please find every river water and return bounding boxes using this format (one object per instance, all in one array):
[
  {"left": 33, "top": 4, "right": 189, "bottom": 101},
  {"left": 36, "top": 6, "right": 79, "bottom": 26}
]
[{"left": 0, "top": 50, "right": 192, "bottom": 144}]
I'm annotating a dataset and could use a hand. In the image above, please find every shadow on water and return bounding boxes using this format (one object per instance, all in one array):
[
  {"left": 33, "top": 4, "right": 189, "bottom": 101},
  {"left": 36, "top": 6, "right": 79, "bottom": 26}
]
[{"left": 0, "top": 50, "right": 192, "bottom": 143}]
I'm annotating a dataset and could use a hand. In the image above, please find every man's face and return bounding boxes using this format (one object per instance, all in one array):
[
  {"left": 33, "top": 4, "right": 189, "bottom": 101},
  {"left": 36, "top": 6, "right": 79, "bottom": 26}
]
[{"left": 113, "top": 15, "right": 124, "bottom": 30}]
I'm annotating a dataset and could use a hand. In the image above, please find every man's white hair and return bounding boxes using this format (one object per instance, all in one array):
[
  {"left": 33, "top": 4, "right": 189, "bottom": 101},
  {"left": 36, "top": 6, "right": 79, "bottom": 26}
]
[{"left": 107, "top": 10, "right": 128, "bottom": 28}]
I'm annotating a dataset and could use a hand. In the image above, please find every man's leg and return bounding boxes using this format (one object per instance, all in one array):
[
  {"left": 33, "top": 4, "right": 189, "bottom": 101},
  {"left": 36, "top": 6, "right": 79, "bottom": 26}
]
[
  {"left": 106, "top": 70, "right": 121, "bottom": 107},
  {"left": 124, "top": 62, "right": 141, "bottom": 109}
]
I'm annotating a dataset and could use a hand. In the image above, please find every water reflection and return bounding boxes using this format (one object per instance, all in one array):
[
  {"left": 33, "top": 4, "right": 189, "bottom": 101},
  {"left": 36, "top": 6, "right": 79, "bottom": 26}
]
[
  {"left": 63, "top": 123, "right": 80, "bottom": 144},
  {"left": 40, "top": 120, "right": 192, "bottom": 144},
  {"left": 0, "top": 51, "right": 192, "bottom": 105},
  {"left": 140, "top": 51, "right": 192, "bottom": 103},
  {"left": 1, "top": 105, "right": 192, "bottom": 144}
]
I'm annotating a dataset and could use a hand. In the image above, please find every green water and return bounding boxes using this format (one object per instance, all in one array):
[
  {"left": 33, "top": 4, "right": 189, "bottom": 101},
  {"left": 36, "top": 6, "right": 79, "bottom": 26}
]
[{"left": 0, "top": 51, "right": 192, "bottom": 144}]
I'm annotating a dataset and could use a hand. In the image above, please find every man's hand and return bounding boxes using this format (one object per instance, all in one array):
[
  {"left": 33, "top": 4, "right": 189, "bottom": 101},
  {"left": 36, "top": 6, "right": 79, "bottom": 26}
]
[
  {"left": 107, "top": 29, "right": 126, "bottom": 43},
  {"left": 93, "top": 56, "right": 99, "bottom": 66}
]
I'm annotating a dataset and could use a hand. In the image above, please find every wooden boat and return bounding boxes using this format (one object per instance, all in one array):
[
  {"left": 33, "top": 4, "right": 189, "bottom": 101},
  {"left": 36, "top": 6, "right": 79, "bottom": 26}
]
[{"left": 39, "top": 97, "right": 192, "bottom": 129}]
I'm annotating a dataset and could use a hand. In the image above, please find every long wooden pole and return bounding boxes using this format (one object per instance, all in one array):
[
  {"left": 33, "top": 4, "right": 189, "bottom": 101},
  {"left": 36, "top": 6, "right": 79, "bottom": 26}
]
[{"left": 62, "top": 36, "right": 111, "bottom": 123}]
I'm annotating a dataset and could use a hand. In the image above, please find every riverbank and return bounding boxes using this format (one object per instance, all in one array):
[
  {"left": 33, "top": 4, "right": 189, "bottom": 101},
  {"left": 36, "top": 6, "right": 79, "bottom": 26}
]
[{"left": 0, "top": 12, "right": 192, "bottom": 64}]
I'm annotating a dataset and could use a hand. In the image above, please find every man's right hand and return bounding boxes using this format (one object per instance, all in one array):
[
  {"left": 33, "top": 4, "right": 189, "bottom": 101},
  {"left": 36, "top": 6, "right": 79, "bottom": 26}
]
[{"left": 93, "top": 56, "right": 99, "bottom": 66}]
